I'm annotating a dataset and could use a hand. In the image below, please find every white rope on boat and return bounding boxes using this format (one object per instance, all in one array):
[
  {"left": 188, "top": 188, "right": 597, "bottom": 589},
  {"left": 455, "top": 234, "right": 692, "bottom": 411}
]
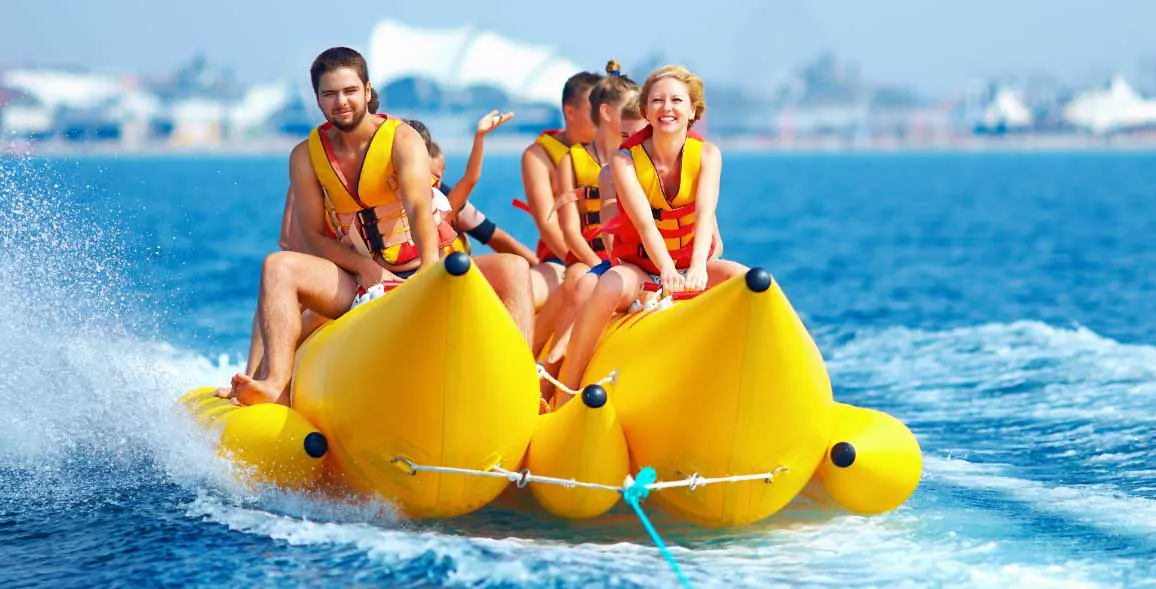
[
  {"left": 644, "top": 468, "right": 790, "bottom": 492},
  {"left": 535, "top": 364, "right": 618, "bottom": 398},
  {"left": 388, "top": 457, "right": 788, "bottom": 494},
  {"left": 387, "top": 457, "right": 789, "bottom": 589}
]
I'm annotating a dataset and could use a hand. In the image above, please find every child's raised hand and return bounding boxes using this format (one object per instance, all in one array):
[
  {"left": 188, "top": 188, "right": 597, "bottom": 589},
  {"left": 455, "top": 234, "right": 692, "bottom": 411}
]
[{"left": 476, "top": 110, "right": 514, "bottom": 136}]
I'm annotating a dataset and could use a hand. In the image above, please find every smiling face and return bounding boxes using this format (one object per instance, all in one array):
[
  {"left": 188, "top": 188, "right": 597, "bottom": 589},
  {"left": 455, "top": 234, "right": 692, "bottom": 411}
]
[
  {"left": 316, "top": 67, "right": 370, "bottom": 131},
  {"left": 645, "top": 77, "right": 694, "bottom": 134}
]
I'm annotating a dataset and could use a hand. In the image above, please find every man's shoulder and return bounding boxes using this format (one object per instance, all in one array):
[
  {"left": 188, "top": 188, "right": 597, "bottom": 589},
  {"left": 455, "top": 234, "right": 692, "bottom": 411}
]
[
  {"left": 522, "top": 141, "right": 550, "bottom": 165},
  {"left": 290, "top": 139, "right": 312, "bottom": 161}
]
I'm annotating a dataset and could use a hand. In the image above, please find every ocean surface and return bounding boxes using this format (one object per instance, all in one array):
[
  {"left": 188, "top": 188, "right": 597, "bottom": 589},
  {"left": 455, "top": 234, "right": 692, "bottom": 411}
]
[{"left": 1, "top": 150, "right": 1154, "bottom": 588}]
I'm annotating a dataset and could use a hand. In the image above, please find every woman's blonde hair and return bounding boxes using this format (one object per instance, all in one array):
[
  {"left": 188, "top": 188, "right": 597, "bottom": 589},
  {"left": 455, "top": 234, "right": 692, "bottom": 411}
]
[{"left": 639, "top": 65, "right": 706, "bottom": 128}]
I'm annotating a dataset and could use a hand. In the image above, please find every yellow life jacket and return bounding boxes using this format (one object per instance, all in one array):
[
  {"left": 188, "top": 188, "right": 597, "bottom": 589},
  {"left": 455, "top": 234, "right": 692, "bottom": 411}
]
[
  {"left": 535, "top": 129, "right": 570, "bottom": 165},
  {"left": 568, "top": 143, "right": 607, "bottom": 257},
  {"left": 513, "top": 129, "right": 572, "bottom": 262},
  {"left": 307, "top": 114, "right": 462, "bottom": 267},
  {"left": 606, "top": 126, "right": 712, "bottom": 274}
]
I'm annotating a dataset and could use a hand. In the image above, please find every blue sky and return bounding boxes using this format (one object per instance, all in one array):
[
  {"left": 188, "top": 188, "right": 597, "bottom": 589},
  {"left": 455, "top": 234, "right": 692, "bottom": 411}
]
[{"left": 4, "top": 0, "right": 1156, "bottom": 95}]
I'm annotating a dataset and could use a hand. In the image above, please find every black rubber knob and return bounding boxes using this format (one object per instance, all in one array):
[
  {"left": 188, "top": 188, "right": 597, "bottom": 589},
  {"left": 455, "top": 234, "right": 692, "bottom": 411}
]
[
  {"left": 581, "top": 384, "right": 607, "bottom": 409},
  {"left": 830, "top": 441, "right": 856, "bottom": 468},
  {"left": 304, "top": 432, "right": 328, "bottom": 459},
  {"left": 445, "top": 251, "right": 471, "bottom": 276},
  {"left": 744, "top": 268, "right": 772, "bottom": 293}
]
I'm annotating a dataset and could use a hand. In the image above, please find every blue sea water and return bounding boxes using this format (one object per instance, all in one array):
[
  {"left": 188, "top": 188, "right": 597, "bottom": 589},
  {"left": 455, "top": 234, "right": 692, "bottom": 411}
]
[{"left": 1, "top": 150, "right": 1154, "bottom": 588}]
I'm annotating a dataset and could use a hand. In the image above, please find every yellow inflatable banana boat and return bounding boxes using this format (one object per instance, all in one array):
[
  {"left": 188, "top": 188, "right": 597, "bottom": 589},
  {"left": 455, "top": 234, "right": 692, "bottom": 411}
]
[
  {"left": 182, "top": 253, "right": 540, "bottom": 516},
  {"left": 180, "top": 256, "right": 922, "bottom": 526},
  {"left": 548, "top": 269, "right": 921, "bottom": 527},
  {"left": 179, "top": 385, "right": 329, "bottom": 491}
]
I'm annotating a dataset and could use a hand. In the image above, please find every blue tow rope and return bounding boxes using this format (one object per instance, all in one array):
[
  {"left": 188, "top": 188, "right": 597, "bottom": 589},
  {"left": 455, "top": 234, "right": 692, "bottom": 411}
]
[{"left": 623, "top": 466, "right": 693, "bottom": 589}]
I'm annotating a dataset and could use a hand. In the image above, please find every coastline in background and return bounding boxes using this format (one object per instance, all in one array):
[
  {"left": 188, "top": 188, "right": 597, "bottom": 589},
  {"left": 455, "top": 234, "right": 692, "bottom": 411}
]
[{"left": 11, "top": 130, "right": 1156, "bottom": 158}]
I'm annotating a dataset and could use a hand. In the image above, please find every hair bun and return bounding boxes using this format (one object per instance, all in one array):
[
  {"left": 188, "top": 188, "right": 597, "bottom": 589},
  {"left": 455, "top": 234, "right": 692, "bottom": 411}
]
[{"left": 605, "top": 59, "right": 622, "bottom": 76}]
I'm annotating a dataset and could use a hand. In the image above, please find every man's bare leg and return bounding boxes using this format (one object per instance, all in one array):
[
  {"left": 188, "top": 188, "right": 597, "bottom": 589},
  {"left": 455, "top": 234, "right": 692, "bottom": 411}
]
[
  {"left": 245, "top": 310, "right": 263, "bottom": 374},
  {"left": 474, "top": 253, "right": 534, "bottom": 347},
  {"left": 212, "top": 310, "right": 263, "bottom": 399},
  {"left": 546, "top": 271, "right": 598, "bottom": 364},
  {"left": 231, "top": 251, "right": 359, "bottom": 405},
  {"left": 216, "top": 307, "right": 329, "bottom": 401}
]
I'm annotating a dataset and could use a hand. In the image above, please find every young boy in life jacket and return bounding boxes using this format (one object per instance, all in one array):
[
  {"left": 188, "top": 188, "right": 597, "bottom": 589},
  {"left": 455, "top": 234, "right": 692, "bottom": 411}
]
[{"left": 518, "top": 70, "right": 604, "bottom": 358}]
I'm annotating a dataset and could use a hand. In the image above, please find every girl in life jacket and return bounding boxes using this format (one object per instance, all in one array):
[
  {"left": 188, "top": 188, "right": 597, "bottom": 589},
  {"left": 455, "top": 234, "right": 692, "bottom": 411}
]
[
  {"left": 556, "top": 65, "right": 749, "bottom": 397},
  {"left": 428, "top": 141, "right": 538, "bottom": 265},
  {"left": 544, "top": 59, "right": 649, "bottom": 364}
]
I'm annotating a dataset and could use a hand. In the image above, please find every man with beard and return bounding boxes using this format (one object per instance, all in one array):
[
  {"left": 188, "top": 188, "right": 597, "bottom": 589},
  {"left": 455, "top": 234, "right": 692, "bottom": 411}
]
[{"left": 225, "top": 47, "right": 532, "bottom": 406}]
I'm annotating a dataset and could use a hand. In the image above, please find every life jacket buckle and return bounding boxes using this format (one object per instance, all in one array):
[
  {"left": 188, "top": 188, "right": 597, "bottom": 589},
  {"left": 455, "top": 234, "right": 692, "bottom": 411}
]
[{"left": 355, "top": 207, "right": 387, "bottom": 252}]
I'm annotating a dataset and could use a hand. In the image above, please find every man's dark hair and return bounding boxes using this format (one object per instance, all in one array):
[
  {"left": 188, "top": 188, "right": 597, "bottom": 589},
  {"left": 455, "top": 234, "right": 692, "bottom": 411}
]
[
  {"left": 310, "top": 47, "right": 370, "bottom": 95},
  {"left": 368, "top": 88, "right": 380, "bottom": 114},
  {"left": 561, "top": 71, "right": 604, "bottom": 108}
]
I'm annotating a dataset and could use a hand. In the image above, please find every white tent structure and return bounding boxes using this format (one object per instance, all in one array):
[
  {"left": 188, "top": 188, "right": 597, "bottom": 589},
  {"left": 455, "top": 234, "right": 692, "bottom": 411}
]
[
  {"left": 978, "top": 87, "right": 1033, "bottom": 130},
  {"left": 1, "top": 69, "right": 125, "bottom": 111},
  {"left": 1063, "top": 75, "right": 1156, "bottom": 134},
  {"left": 229, "top": 83, "right": 293, "bottom": 137},
  {"left": 367, "top": 20, "right": 582, "bottom": 107}
]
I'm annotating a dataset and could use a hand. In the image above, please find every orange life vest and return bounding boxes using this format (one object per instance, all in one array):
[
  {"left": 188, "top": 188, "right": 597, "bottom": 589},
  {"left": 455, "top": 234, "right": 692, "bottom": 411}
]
[
  {"left": 603, "top": 126, "right": 713, "bottom": 275},
  {"left": 307, "top": 114, "right": 462, "bottom": 268}
]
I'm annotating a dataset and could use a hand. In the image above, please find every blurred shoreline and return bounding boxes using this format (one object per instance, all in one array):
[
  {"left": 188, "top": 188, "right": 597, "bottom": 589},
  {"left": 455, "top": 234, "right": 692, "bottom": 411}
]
[{"left": 8, "top": 131, "right": 1156, "bottom": 159}]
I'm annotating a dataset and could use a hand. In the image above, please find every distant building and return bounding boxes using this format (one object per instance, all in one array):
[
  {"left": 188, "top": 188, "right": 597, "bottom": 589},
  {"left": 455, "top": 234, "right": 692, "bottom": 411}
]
[
  {"left": 363, "top": 20, "right": 584, "bottom": 135},
  {"left": 0, "top": 86, "right": 52, "bottom": 139},
  {"left": 107, "top": 90, "right": 163, "bottom": 145},
  {"left": 770, "top": 53, "right": 943, "bottom": 142},
  {"left": 168, "top": 98, "right": 227, "bottom": 147},
  {"left": 1, "top": 68, "right": 129, "bottom": 140},
  {"left": 1062, "top": 75, "right": 1156, "bottom": 134},
  {"left": 150, "top": 52, "right": 245, "bottom": 103},
  {"left": 228, "top": 83, "right": 293, "bottom": 140},
  {"left": 957, "top": 82, "right": 1033, "bottom": 135}
]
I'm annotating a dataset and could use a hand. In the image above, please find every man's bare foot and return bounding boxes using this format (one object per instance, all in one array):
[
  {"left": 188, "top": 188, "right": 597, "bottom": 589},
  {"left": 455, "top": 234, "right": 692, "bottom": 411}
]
[{"left": 230, "top": 373, "right": 289, "bottom": 406}]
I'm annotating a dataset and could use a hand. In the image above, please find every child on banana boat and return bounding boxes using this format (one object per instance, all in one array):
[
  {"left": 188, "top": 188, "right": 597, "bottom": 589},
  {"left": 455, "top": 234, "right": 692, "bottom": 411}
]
[
  {"left": 428, "top": 141, "right": 539, "bottom": 265},
  {"left": 544, "top": 60, "right": 648, "bottom": 364},
  {"left": 518, "top": 70, "right": 604, "bottom": 358},
  {"left": 407, "top": 114, "right": 539, "bottom": 266},
  {"left": 556, "top": 65, "right": 748, "bottom": 400}
]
